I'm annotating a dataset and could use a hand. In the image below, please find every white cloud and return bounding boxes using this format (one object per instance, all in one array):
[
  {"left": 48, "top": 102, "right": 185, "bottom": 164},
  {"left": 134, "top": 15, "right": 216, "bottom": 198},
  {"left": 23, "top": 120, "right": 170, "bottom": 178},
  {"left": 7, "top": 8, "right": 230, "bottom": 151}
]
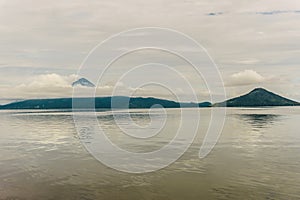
[
  {"left": 25, "top": 73, "right": 77, "bottom": 88},
  {"left": 0, "top": 74, "right": 149, "bottom": 99},
  {"left": 0, "top": 73, "right": 77, "bottom": 99},
  {"left": 233, "top": 59, "right": 260, "bottom": 65},
  {"left": 226, "top": 69, "right": 266, "bottom": 86}
]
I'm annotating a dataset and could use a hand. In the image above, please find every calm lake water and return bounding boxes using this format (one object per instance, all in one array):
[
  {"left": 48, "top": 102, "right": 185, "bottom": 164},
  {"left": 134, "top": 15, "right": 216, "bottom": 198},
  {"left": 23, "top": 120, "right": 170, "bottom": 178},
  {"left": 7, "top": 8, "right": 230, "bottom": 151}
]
[{"left": 0, "top": 107, "right": 300, "bottom": 200}]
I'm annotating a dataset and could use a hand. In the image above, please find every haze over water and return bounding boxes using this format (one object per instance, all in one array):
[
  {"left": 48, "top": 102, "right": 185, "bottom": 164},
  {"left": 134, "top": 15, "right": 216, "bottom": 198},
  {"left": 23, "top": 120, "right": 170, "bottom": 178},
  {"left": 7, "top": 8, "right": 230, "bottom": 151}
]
[{"left": 0, "top": 107, "right": 300, "bottom": 200}]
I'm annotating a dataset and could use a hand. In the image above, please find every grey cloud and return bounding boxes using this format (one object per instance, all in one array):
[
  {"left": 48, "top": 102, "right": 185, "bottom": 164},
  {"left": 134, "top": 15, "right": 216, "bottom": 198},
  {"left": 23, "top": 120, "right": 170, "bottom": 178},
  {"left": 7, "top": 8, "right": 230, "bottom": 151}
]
[
  {"left": 206, "top": 12, "right": 224, "bottom": 16},
  {"left": 0, "top": 0, "right": 299, "bottom": 100},
  {"left": 255, "top": 10, "right": 300, "bottom": 15}
]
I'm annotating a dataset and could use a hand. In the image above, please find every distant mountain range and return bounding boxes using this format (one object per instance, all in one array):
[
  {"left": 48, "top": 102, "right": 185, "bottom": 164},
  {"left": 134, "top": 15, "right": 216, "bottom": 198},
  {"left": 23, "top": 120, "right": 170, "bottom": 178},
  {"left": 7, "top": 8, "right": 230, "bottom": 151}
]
[
  {"left": 0, "top": 88, "right": 299, "bottom": 109},
  {"left": 0, "top": 96, "right": 211, "bottom": 109}
]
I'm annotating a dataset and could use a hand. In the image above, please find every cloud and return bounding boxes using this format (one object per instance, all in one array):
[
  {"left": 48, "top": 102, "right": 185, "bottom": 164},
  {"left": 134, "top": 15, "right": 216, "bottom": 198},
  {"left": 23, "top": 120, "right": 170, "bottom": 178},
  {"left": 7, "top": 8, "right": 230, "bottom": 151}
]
[
  {"left": 206, "top": 12, "right": 223, "bottom": 16},
  {"left": 0, "top": 0, "right": 299, "bottom": 101},
  {"left": 0, "top": 73, "right": 150, "bottom": 99},
  {"left": 233, "top": 59, "right": 260, "bottom": 65},
  {"left": 226, "top": 70, "right": 266, "bottom": 86},
  {"left": 207, "top": 10, "right": 300, "bottom": 16},
  {"left": 0, "top": 73, "right": 77, "bottom": 99},
  {"left": 24, "top": 73, "right": 77, "bottom": 88},
  {"left": 254, "top": 10, "right": 300, "bottom": 15}
]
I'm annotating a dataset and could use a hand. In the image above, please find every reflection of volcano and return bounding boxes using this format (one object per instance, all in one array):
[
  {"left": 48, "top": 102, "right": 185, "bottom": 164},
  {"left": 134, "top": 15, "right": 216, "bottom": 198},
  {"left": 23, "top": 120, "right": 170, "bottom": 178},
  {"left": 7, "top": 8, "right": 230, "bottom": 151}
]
[{"left": 237, "top": 114, "right": 282, "bottom": 129}]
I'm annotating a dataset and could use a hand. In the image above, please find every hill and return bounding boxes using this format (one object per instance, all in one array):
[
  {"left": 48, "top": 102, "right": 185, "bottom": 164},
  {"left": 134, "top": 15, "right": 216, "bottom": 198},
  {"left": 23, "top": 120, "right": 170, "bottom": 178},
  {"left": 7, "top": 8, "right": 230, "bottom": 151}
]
[
  {"left": 0, "top": 96, "right": 211, "bottom": 110},
  {"left": 214, "top": 88, "right": 300, "bottom": 107}
]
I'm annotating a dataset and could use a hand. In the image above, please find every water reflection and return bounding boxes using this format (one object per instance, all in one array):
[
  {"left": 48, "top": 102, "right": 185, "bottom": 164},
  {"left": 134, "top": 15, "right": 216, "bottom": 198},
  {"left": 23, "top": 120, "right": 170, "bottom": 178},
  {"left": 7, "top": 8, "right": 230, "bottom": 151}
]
[
  {"left": 236, "top": 114, "right": 282, "bottom": 130},
  {"left": 94, "top": 110, "right": 180, "bottom": 153}
]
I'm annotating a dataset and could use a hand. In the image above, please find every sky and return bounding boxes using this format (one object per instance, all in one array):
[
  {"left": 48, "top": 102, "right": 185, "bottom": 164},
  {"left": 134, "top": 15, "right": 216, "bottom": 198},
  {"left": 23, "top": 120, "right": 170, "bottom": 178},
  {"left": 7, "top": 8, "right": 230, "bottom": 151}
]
[{"left": 0, "top": 0, "right": 300, "bottom": 103}]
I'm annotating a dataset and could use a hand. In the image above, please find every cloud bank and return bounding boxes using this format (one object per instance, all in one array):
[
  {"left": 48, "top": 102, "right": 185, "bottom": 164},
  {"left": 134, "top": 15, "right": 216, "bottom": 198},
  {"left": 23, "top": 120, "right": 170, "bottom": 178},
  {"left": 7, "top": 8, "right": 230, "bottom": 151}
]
[{"left": 0, "top": 73, "right": 161, "bottom": 100}]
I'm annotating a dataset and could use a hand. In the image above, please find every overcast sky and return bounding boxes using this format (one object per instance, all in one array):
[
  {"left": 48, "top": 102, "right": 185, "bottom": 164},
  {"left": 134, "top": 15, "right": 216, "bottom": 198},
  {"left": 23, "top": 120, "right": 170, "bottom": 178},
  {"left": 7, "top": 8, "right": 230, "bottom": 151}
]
[{"left": 0, "top": 0, "right": 299, "bottom": 103}]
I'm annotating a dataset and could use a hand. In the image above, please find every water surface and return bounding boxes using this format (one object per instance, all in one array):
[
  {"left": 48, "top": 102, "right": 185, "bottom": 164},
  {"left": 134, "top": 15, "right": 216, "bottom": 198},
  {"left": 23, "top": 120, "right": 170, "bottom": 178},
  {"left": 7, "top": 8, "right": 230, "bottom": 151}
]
[{"left": 0, "top": 107, "right": 300, "bottom": 199}]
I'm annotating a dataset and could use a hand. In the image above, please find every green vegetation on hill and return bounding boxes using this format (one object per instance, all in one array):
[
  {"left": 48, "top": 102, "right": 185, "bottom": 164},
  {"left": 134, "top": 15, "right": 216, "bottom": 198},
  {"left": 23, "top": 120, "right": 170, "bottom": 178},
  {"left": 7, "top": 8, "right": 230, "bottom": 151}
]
[
  {"left": 0, "top": 96, "right": 211, "bottom": 109},
  {"left": 214, "top": 88, "right": 300, "bottom": 107}
]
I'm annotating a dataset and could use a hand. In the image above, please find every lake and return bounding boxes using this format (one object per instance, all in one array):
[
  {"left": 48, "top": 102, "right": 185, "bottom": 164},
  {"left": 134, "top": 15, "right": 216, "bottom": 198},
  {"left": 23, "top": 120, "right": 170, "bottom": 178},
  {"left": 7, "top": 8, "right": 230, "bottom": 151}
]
[{"left": 0, "top": 107, "right": 300, "bottom": 200}]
